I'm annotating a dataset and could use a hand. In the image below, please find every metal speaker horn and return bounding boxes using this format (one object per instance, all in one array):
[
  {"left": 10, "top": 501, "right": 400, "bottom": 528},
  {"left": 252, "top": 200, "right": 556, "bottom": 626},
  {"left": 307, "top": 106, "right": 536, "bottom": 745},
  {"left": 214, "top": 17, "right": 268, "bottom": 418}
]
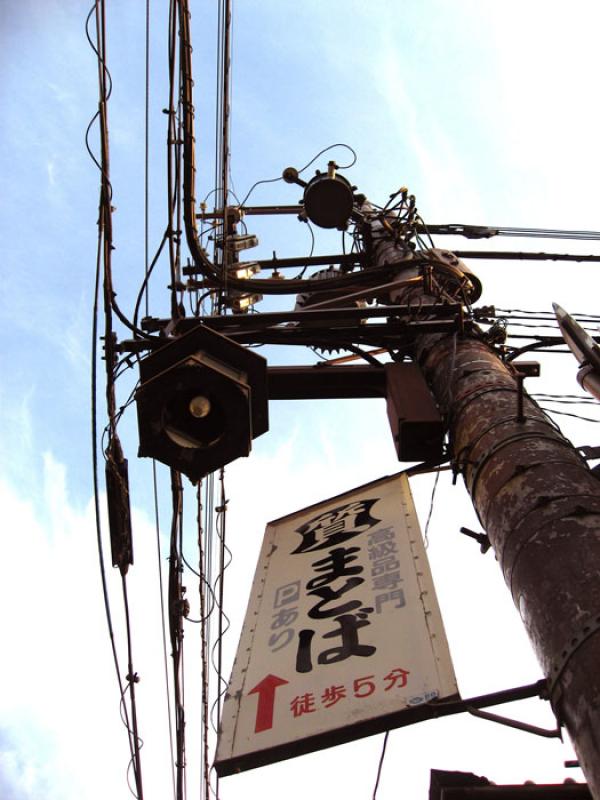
[{"left": 135, "top": 325, "right": 268, "bottom": 481}]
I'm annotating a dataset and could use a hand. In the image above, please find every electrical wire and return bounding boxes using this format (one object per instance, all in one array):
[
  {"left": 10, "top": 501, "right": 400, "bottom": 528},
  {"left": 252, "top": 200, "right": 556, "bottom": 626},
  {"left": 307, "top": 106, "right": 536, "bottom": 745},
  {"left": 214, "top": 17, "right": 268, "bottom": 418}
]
[
  {"left": 133, "top": 230, "right": 169, "bottom": 332},
  {"left": 492, "top": 225, "right": 600, "bottom": 240},
  {"left": 196, "top": 485, "right": 212, "bottom": 800},
  {"left": 426, "top": 223, "right": 600, "bottom": 241},
  {"left": 236, "top": 173, "right": 285, "bottom": 209},
  {"left": 211, "top": 470, "right": 232, "bottom": 742},
  {"left": 297, "top": 142, "right": 357, "bottom": 172},
  {"left": 423, "top": 463, "right": 441, "bottom": 550},
  {"left": 91, "top": 146, "right": 137, "bottom": 797},
  {"left": 88, "top": 2, "right": 145, "bottom": 796},
  {"left": 152, "top": 462, "right": 177, "bottom": 800},
  {"left": 537, "top": 407, "right": 600, "bottom": 424},
  {"left": 121, "top": 574, "right": 145, "bottom": 800},
  {"left": 497, "top": 306, "right": 600, "bottom": 323},
  {"left": 532, "top": 393, "right": 597, "bottom": 404},
  {"left": 372, "top": 731, "right": 390, "bottom": 800},
  {"left": 167, "top": 469, "right": 187, "bottom": 800},
  {"left": 167, "top": 0, "right": 183, "bottom": 320},
  {"left": 144, "top": 0, "right": 150, "bottom": 319},
  {"left": 292, "top": 221, "right": 316, "bottom": 279}
]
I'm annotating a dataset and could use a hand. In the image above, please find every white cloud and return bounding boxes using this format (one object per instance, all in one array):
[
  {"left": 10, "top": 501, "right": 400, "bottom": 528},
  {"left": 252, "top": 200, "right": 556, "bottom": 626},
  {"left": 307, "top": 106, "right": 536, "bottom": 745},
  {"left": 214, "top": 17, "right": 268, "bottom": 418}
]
[
  {"left": 46, "top": 159, "right": 56, "bottom": 187},
  {"left": 0, "top": 453, "right": 176, "bottom": 800}
]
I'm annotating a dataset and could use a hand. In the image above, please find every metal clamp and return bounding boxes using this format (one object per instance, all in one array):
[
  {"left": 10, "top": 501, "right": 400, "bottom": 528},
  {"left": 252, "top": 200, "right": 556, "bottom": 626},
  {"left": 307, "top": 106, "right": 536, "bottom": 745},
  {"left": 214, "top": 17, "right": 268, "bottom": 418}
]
[{"left": 549, "top": 615, "right": 600, "bottom": 700}]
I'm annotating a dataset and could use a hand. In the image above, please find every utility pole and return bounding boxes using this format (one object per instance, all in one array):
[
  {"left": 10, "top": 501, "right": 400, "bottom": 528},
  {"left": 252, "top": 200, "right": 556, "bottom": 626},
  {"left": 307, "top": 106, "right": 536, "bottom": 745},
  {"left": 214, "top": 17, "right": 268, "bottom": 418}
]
[
  {"left": 371, "top": 227, "right": 600, "bottom": 796},
  {"left": 130, "top": 161, "right": 600, "bottom": 790}
]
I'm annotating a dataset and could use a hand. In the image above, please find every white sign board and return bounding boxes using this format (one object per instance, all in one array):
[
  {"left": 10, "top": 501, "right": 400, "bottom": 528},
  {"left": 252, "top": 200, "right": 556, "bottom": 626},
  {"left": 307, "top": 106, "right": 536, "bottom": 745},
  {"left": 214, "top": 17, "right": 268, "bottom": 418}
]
[{"left": 215, "top": 472, "right": 458, "bottom": 776}]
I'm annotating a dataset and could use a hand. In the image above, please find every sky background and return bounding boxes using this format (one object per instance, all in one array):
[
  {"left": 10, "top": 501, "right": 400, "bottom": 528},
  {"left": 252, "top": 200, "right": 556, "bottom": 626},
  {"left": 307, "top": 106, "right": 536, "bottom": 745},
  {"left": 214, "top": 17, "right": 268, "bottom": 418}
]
[{"left": 2, "top": 1, "right": 600, "bottom": 798}]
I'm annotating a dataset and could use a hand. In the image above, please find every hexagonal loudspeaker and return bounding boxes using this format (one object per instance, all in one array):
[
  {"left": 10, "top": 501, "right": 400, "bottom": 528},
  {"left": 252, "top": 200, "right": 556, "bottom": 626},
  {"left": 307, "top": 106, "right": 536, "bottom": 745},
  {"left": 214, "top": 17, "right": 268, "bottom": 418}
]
[{"left": 135, "top": 325, "right": 268, "bottom": 481}]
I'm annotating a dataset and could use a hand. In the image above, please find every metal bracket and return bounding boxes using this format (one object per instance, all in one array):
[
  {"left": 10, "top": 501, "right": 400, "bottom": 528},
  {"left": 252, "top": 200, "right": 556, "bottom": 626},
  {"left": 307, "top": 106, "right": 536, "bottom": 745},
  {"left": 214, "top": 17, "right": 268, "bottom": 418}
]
[
  {"left": 516, "top": 372, "right": 526, "bottom": 422},
  {"left": 459, "top": 526, "right": 491, "bottom": 554},
  {"left": 579, "top": 445, "right": 600, "bottom": 460},
  {"left": 466, "top": 705, "right": 561, "bottom": 739}
]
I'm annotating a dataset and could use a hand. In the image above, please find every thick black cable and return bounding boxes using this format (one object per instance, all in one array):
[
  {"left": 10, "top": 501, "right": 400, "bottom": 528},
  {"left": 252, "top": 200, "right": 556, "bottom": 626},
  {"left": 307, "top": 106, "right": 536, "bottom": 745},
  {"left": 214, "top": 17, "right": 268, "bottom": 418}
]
[
  {"left": 342, "top": 344, "right": 383, "bottom": 367},
  {"left": 88, "top": 3, "right": 144, "bottom": 797},
  {"left": 91, "top": 156, "right": 134, "bottom": 773},
  {"left": 133, "top": 230, "right": 169, "bottom": 333},
  {"left": 167, "top": 0, "right": 182, "bottom": 320},
  {"left": 144, "top": 0, "right": 150, "bottom": 319},
  {"left": 177, "top": 16, "right": 369, "bottom": 295},
  {"left": 176, "top": 29, "right": 452, "bottom": 297},
  {"left": 505, "top": 338, "right": 569, "bottom": 361}
]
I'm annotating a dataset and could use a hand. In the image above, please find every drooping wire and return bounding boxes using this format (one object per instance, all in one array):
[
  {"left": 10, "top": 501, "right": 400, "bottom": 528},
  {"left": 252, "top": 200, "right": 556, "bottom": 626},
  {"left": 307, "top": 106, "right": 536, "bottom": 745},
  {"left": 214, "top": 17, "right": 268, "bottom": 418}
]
[
  {"left": 133, "top": 230, "right": 169, "bottom": 333},
  {"left": 497, "top": 306, "right": 600, "bottom": 321},
  {"left": 532, "top": 393, "right": 597, "bottom": 405},
  {"left": 235, "top": 143, "right": 357, "bottom": 210},
  {"left": 297, "top": 142, "right": 357, "bottom": 172},
  {"left": 372, "top": 731, "right": 390, "bottom": 800},
  {"left": 210, "top": 469, "right": 232, "bottom": 800},
  {"left": 196, "top": 484, "right": 212, "bottom": 800},
  {"left": 236, "top": 173, "right": 285, "bottom": 209},
  {"left": 121, "top": 574, "right": 145, "bottom": 800},
  {"left": 91, "top": 140, "right": 137, "bottom": 798},
  {"left": 168, "top": 469, "right": 187, "bottom": 800},
  {"left": 88, "top": 1, "right": 145, "bottom": 796},
  {"left": 292, "top": 221, "right": 316, "bottom": 279},
  {"left": 537, "top": 406, "right": 600, "bottom": 424},
  {"left": 152, "top": 461, "right": 178, "bottom": 800},
  {"left": 423, "top": 469, "right": 441, "bottom": 550},
  {"left": 421, "top": 333, "right": 457, "bottom": 548}
]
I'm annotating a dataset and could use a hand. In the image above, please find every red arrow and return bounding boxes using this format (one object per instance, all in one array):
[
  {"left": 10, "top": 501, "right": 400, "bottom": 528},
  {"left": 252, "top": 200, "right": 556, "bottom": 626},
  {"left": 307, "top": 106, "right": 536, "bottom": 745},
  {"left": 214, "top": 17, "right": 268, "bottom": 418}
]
[{"left": 248, "top": 674, "right": 289, "bottom": 733}]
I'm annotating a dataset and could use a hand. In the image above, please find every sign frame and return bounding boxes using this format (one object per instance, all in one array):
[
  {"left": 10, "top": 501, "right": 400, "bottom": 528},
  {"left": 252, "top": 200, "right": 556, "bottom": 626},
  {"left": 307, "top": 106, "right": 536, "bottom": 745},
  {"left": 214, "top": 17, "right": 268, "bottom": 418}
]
[{"left": 215, "top": 471, "right": 459, "bottom": 776}]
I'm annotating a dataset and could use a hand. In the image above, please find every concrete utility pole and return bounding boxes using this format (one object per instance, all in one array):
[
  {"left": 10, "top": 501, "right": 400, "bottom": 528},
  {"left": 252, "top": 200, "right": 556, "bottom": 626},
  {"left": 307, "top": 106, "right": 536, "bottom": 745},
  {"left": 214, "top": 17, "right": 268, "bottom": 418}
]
[{"left": 373, "top": 232, "right": 600, "bottom": 796}]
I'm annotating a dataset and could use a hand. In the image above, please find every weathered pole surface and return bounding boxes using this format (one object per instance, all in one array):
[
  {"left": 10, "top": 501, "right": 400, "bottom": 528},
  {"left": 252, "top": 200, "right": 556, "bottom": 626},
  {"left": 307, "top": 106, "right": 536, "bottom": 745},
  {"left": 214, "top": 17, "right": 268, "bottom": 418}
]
[{"left": 373, "top": 233, "right": 600, "bottom": 794}]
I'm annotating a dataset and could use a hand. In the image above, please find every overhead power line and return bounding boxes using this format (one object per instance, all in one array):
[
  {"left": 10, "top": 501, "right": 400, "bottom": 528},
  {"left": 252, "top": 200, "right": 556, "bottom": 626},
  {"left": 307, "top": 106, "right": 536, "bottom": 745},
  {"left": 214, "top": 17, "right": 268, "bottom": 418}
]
[{"left": 424, "top": 223, "right": 600, "bottom": 240}]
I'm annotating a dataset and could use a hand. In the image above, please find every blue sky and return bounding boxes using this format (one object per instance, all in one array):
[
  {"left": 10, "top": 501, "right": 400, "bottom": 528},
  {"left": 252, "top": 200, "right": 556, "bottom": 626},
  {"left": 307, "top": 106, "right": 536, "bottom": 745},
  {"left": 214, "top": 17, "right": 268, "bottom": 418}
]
[{"left": 2, "top": 1, "right": 600, "bottom": 798}]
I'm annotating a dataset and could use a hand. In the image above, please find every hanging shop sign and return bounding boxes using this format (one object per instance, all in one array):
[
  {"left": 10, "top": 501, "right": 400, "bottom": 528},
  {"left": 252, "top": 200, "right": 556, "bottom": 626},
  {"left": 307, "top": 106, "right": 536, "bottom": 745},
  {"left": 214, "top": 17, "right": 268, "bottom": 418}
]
[{"left": 215, "top": 471, "right": 458, "bottom": 776}]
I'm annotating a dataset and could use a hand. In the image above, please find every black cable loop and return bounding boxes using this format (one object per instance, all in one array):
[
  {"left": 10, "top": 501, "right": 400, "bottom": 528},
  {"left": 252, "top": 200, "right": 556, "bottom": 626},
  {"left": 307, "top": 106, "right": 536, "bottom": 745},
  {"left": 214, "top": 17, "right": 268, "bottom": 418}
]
[
  {"left": 525, "top": 388, "right": 583, "bottom": 438},
  {"left": 447, "top": 384, "right": 524, "bottom": 429},
  {"left": 453, "top": 414, "right": 556, "bottom": 477},
  {"left": 297, "top": 142, "right": 357, "bottom": 173},
  {"left": 506, "top": 338, "right": 565, "bottom": 361}
]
